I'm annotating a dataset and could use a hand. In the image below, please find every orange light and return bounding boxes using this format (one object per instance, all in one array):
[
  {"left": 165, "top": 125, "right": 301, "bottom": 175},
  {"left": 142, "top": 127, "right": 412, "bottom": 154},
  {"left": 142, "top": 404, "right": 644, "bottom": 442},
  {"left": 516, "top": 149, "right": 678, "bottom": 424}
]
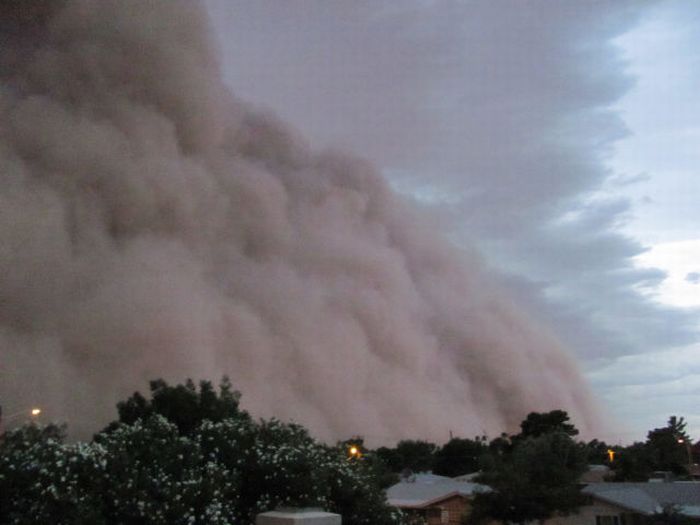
[
  {"left": 349, "top": 446, "right": 359, "bottom": 456},
  {"left": 31, "top": 408, "right": 41, "bottom": 416},
  {"left": 607, "top": 449, "right": 615, "bottom": 462}
]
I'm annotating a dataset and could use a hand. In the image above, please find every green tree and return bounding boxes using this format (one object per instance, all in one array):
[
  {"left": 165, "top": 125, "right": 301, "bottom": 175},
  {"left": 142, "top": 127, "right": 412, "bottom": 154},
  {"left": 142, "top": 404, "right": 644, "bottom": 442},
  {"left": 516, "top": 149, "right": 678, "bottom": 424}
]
[
  {"left": 517, "top": 410, "right": 579, "bottom": 440},
  {"left": 583, "top": 439, "right": 615, "bottom": 465},
  {"left": 103, "top": 377, "right": 247, "bottom": 436},
  {"left": 341, "top": 437, "right": 398, "bottom": 489},
  {"left": 433, "top": 438, "right": 487, "bottom": 477},
  {"left": 376, "top": 440, "right": 437, "bottom": 472},
  {"left": 646, "top": 417, "right": 690, "bottom": 476},
  {"left": 1, "top": 379, "right": 403, "bottom": 525},
  {"left": 0, "top": 424, "right": 105, "bottom": 524},
  {"left": 93, "top": 416, "right": 238, "bottom": 524},
  {"left": 470, "top": 413, "right": 587, "bottom": 525},
  {"left": 611, "top": 441, "right": 653, "bottom": 481}
]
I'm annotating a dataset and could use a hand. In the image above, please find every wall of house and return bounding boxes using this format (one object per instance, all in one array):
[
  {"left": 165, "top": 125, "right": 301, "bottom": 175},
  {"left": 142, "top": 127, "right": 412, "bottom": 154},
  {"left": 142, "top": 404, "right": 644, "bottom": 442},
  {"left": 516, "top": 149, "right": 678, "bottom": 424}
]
[
  {"left": 545, "top": 500, "right": 642, "bottom": 525},
  {"left": 426, "top": 495, "right": 470, "bottom": 525}
]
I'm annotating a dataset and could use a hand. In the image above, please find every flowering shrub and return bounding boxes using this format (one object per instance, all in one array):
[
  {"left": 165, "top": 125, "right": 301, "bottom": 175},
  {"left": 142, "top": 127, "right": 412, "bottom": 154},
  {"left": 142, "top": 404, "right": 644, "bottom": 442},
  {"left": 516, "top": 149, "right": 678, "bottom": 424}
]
[{"left": 0, "top": 381, "right": 403, "bottom": 525}]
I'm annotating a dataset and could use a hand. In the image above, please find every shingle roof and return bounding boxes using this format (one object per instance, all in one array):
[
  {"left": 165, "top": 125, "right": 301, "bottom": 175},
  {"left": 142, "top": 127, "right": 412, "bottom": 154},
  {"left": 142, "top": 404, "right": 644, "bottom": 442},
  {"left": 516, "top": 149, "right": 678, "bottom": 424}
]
[
  {"left": 386, "top": 473, "right": 489, "bottom": 509},
  {"left": 583, "top": 482, "right": 700, "bottom": 516}
]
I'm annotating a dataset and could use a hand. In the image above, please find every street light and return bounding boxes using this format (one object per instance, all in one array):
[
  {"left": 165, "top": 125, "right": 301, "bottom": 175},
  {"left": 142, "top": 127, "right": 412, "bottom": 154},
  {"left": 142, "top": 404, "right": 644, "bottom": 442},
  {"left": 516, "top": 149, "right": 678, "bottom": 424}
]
[
  {"left": 0, "top": 406, "right": 42, "bottom": 431},
  {"left": 348, "top": 445, "right": 362, "bottom": 460},
  {"left": 677, "top": 438, "right": 693, "bottom": 467}
]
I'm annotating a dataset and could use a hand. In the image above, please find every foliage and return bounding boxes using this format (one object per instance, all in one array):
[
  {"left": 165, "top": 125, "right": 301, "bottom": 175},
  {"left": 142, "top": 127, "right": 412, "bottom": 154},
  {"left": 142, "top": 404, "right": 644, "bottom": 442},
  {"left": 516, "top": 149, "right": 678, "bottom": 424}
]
[
  {"left": 645, "top": 416, "right": 690, "bottom": 475},
  {"left": 469, "top": 412, "right": 587, "bottom": 525},
  {"left": 433, "top": 437, "right": 488, "bottom": 477},
  {"left": 1, "top": 379, "right": 403, "bottom": 525},
  {"left": 375, "top": 440, "right": 437, "bottom": 473},
  {"left": 102, "top": 377, "right": 248, "bottom": 436},
  {"left": 610, "top": 441, "right": 652, "bottom": 481},
  {"left": 582, "top": 439, "right": 614, "bottom": 465},
  {"left": 0, "top": 424, "right": 104, "bottom": 524},
  {"left": 340, "top": 437, "right": 398, "bottom": 490},
  {"left": 517, "top": 410, "right": 579, "bottom": 440},
  {"left": 611, "top": 415, "right": 692, "bottom": 481}
]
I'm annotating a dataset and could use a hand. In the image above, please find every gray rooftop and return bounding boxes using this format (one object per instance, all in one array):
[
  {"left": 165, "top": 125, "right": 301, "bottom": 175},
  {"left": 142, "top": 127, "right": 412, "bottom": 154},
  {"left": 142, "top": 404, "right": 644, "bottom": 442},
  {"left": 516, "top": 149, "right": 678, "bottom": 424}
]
[
  {"left": 386, "top": 473, "right": 489, "bottom": 509},
  {"left": 583, "top": 482, "right": 700, "bottom": 516}
]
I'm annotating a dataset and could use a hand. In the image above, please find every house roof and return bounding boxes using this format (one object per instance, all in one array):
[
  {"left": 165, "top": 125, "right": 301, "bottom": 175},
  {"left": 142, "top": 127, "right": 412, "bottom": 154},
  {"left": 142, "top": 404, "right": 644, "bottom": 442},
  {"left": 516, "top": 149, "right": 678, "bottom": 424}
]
[
  {"left": 387, "top": 473, "right": 490, "bottom": 509},
  {"left": 583, "top": 482, "right": 700, "bottom": 516}
]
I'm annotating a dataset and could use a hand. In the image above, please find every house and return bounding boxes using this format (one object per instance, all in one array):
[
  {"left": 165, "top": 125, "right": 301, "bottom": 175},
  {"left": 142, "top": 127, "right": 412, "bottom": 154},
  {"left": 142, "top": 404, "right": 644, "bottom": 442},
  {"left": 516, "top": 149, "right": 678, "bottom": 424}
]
[
  {"left": 386, "top": 473, "right": 489, "bottom": 525},
  {"left": 580, "top": 465, "right": 611, "bottom": 483},
  {"left": 546, "top": 482, "right": 700, "bottom": 525}
]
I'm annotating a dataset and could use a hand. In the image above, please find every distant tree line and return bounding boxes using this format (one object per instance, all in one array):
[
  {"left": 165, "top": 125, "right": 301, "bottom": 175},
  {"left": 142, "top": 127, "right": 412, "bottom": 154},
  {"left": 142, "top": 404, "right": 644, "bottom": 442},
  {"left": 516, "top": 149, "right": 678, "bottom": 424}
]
[{"left": 371, "top": 411, "right": 696, "bottom": 484}]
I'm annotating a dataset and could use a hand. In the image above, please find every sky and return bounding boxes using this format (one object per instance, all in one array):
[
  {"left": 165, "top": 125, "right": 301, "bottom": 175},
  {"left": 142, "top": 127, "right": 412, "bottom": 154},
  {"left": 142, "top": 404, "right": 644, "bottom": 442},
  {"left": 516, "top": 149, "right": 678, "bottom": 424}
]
[{"left": 207, "top": 0, "right": 699, "bottom": 443}]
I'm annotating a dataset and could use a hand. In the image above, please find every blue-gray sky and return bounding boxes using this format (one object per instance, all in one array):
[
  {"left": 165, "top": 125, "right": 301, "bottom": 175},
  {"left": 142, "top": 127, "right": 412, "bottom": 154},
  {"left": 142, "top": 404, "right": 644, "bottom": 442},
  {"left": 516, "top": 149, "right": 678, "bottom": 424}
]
[{"left": 207, "top": 0, "right": 700, "bottom": 442}]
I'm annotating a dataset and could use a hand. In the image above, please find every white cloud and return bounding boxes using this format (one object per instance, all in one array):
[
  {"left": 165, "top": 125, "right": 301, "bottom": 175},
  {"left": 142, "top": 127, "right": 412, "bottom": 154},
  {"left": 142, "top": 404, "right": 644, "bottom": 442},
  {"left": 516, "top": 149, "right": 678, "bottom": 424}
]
[{"left": 635, "top": 239, "right": 700, "bottom": 307}]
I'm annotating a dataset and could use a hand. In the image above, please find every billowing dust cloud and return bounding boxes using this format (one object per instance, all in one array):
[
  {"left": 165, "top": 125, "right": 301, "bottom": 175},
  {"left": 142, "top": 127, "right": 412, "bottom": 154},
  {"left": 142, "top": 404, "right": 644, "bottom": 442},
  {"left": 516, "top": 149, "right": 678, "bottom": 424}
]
[{"left": 0, "top": 0, "right": 601, "bottom": 442}]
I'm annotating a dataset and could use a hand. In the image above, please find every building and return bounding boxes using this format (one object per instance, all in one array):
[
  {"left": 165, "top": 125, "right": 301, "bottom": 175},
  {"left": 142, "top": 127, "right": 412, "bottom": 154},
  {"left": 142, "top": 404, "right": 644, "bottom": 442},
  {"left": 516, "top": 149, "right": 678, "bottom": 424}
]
[
  {"left": 546, "top": 482, "right": 700, "bottom": 525},
  {"left": 386, "top": 473, "right": 489, "bottom": 525},
  {"left": 580, "top": 465, "right": 612, "bottom": 484}
]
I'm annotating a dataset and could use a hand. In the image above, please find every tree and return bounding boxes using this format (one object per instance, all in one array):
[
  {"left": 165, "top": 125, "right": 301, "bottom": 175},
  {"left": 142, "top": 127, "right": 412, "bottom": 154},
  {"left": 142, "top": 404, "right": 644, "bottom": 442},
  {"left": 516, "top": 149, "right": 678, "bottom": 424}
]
[
  {"left": 611, "top": 441, "right": 653, "bottom": 482},
  {"left": 517, "top": 410, "right": 578, "bottom": 440},
  {"left": 102, "top": 377, "right": 247, "bottom": 436},
  {"left": 94, "top": 416, "right": 238, "bottom": 524},
  {"left": 646, "top": 417, "right": 690, "bottom": 476},
  {"left": 0, "top": 423, "right": 105, "bottom": 524},
  {"left": 433, "top": 438, "right": 487, "bottom": 477},
  {"left": 582, "top": 439, "right": 615, "bottom": 465},
  {"left": 376, "top": 440, "right": 437, "bottom": 473},
  {"left": 341, "top": 437, "right": 398, "bottom": 489},
  {"left": 469, "top": 412, "right": 587, "bottom": 525},
  {"left": 1, "top": 379, "right": 404, "bottom": 525},
  {"left": 611, "top": 416, "right": 694, "bottom": 481}
]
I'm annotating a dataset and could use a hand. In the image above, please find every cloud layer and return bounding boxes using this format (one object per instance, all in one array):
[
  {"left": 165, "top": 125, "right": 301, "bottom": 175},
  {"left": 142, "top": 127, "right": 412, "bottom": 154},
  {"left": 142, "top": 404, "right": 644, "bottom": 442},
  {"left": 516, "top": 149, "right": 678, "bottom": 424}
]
[
  {"left": 207, "top": 0, "right": 700, "bottom": 439},
  {"left": 0, "top": 0, "right": 601, "bottom": 442}
]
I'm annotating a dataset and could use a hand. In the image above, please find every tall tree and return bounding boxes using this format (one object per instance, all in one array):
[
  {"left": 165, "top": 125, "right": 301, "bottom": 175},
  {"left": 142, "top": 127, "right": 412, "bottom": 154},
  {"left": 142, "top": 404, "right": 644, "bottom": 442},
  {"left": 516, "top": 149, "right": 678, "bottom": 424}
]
[
  {"left": 433, "top": 438, "right": 487, "bottom": 477},
  {"left": 376, "top": 440, "right": 437, "bottom": 473},
  {"left": 646, "top": 416, "right": 691, "bottom": 475},
  {"left": 517, "top": 410, "right": 579, "bottom": 440},
  {"left": 611, "top": 442, "right": 653, "bottom": 482},
  {"left": 470, "top": 412, "right": 587, "bottom": 525},
  {"left": 101, "top": 377, "right": 248, "bottom": 436}
]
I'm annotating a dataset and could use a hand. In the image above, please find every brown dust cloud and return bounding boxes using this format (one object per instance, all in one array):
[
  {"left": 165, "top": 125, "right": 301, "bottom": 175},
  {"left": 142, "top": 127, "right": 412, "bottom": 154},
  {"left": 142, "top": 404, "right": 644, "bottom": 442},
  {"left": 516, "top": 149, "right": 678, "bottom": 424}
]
[{"left": 0, "top": 0, "right": 601, "bottom": 442}]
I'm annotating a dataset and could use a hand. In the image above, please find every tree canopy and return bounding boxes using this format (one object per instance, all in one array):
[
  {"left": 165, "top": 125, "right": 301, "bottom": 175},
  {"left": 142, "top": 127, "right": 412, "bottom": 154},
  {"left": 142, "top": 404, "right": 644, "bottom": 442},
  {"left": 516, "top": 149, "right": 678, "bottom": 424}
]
[
  {"left": 375, "top": 440, "right": 437, "bottom": 473},
  {"left": 433, "top": 437, "right": 488, "bottom": 477},
  {"left": 517, "top": 410, "right": 579, "bottom": 440},
  {"left": 102, "top": 377, "right": 248, "bottom": 436},
  {"left": 1, "top": 378, "right": 402, "bottom": 525},
  {"left": 611, "top": 415, "right": 693, "bottom": 481},
  {"left": 469, "top": 411, "right": 587, "bottom": 525}
]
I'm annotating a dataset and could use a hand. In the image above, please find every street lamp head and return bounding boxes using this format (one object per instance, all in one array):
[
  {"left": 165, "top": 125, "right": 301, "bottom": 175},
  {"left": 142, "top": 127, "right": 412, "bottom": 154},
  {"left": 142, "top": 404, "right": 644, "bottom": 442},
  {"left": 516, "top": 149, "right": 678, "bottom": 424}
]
[
  {"left": 31, "top": 408, "right": 41, "bottom": 416},
  {"left": 347, "top": 445, "right": 362, "bottom": 459}
]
